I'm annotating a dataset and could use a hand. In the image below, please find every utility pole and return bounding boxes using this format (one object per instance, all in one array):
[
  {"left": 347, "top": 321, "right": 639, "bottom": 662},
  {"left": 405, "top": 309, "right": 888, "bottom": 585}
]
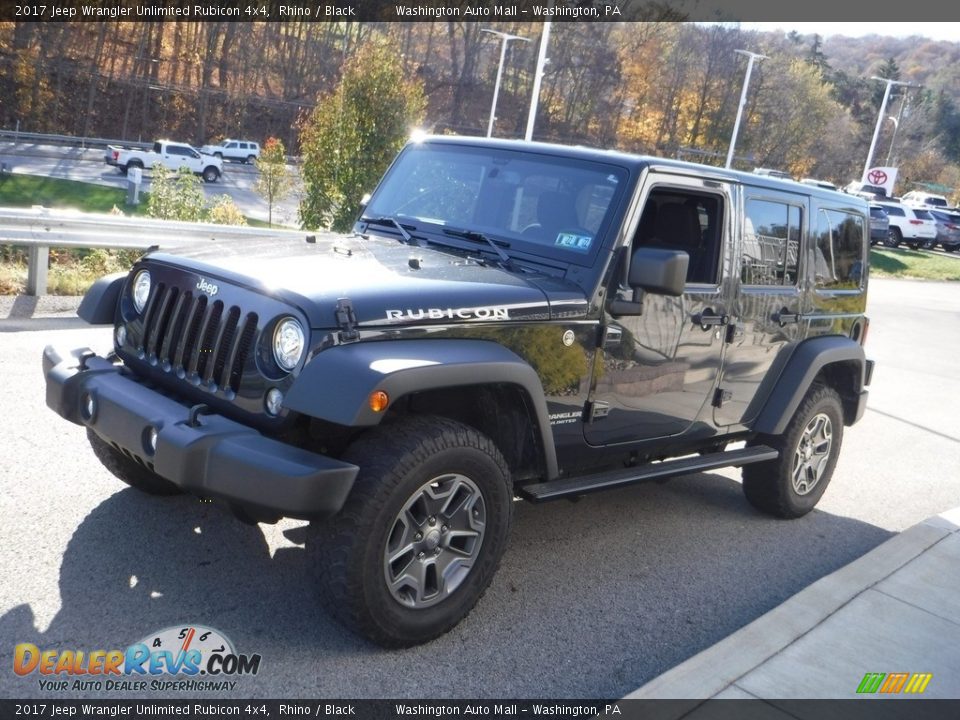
[
  {"left": 726, "top": 50, "right": 767, "bottom": 169},
  {"left": 481, "top": 29, "right": 530, "bottom": 138},
  {"left": 864, "top": 77, "right": 918, "bottom": 180},
  {"left": 525, "top": 21, "right": 552, "bottom": 142}
]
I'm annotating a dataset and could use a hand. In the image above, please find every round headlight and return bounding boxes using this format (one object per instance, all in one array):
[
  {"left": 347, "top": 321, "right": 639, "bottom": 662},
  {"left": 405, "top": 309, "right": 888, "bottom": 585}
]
[
  {"left": 132, "top": 270, "right": 151, "bottom": 313},
  {"left": 273, "top": 318, "right": 305, "bottom": 371}
]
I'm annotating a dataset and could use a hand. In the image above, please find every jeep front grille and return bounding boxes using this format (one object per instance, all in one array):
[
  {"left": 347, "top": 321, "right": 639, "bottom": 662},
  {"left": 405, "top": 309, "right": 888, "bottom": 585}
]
[{"left": 139, "top": 283, "right": 258, "bottom": 394}]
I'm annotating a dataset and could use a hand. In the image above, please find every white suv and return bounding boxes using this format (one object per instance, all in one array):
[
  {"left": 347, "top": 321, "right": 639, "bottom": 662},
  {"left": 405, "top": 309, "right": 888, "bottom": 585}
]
[
  {"left": 199, "top": 139, "right": 261, "bottom": 164},
  {"left": 901, "top": 191, "right": 950, "bottom": 209},
  {"left": 876, "top": 201, "right": 938, "bottom": 249}
]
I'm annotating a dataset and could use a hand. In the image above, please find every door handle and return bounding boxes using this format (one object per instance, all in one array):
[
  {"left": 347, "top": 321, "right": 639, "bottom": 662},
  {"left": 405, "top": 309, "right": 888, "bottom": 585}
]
[
  {"left": 692, "top": 308, "right": 728, "bottom": 330},
  {"left": 773, "top": 307, "right": 801, "bottom": 326}
]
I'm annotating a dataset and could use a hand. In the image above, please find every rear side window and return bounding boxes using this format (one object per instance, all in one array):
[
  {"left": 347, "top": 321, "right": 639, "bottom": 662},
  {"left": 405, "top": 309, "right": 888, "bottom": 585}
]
[
  {"left": 816, "top": 209, "right": 865, "bottom": 290},
  {"left": 742, "top": 199, "right": 801, "bottom": 286},
  {"left": 869, "top": 207, "right": 887, "bottom": 219},
  {"left": 913, "top": 209, "right": 934, "bottom": 220}
]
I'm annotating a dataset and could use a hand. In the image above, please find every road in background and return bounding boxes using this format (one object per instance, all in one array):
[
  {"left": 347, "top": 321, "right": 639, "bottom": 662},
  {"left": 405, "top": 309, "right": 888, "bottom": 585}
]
[
  {"left": 0, "top": 278, "right": 957, "bottom": 698},
  {"left": 0, "top": 142, "right": 302, "bottom": 226}
]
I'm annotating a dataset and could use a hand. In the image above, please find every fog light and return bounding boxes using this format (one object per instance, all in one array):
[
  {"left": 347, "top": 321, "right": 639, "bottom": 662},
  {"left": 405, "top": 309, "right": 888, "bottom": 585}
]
[
  {"left": 144, "top": 426, "right": 159, "bottom": 456},
  {"left": 265, "top": 388, "right": 284, "bottom": 416},
  {"left": 81, "top": 393, "right": 96, "bottom": 421},
  {"left": 369, "top": 390, "right": 389, "bottom": 413},
  {"left": 115, "top": 325, "right": 127, "bottom": 347}
]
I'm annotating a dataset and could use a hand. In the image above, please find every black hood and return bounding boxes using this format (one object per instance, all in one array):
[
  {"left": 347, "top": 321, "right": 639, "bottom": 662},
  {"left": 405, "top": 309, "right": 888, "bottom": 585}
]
[{"left": 143, "top": 230, "right": 590, "bottom": 329}]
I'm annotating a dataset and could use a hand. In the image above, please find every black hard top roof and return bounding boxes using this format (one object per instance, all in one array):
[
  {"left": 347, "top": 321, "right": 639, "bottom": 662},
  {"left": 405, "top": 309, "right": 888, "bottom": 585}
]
[{"left": 418, "top": 135, "right": 864, "bottom": 205}]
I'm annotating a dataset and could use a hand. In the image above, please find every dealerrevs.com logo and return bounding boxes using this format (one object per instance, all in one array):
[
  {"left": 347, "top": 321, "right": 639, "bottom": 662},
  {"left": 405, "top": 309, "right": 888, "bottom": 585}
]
[{"left": 13, "top": 625, "right": 261, "bottom": 693}]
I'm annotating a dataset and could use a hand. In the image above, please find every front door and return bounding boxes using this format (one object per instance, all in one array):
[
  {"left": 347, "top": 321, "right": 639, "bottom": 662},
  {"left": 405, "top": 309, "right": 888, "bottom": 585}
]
[{"left": 585, "top": 174, "right": 733, "bottom": 446}]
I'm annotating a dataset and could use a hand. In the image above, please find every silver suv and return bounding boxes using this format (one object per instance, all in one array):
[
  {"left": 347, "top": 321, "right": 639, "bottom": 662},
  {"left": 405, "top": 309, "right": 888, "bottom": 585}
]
[{"left": 199, "top": 139, "right": 261, "bottom": 164}]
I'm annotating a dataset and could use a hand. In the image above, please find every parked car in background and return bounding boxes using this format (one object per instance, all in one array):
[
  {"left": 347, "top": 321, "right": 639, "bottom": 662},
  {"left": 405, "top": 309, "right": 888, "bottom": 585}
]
[
  {"left": 901, "top": 191, "right": 950, "bottom": 209},
  {"left": 928, "top": 209, "right": 960, "bottom": 251},
  {"left": 199, "top": 139, "right": 261, "bottom": 163},
  {"left": 868, "top": 204, "right": 890, "bottom": 246},
  {"left": 843, "top": 181, "right": 889, "bottom": 201},
  {"left": 875, "top": 201, "right": 938, "bottom": 249},
  {"left": 801, "top": 178, "right": 837, "bottom": 191}
]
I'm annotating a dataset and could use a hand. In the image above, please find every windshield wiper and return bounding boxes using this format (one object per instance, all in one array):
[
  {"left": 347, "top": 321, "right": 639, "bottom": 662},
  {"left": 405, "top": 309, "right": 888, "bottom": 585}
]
[
  {"left": 442, "top": 228, "right": 517, "bottom": 271},
  {"left": 360, "top": 216, "right": 417, "bottom": 245}
]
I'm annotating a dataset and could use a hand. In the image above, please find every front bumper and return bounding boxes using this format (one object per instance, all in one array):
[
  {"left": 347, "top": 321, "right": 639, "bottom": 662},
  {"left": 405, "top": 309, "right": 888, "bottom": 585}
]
[{"left": 43, "top": 345, "right": 358, "bottom": 520}]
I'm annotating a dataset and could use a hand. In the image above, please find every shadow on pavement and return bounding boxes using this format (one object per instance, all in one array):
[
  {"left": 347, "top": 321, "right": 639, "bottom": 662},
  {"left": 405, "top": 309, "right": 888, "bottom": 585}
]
[{"left": 0, "top": 471, "right": 894, "bottom": 699}]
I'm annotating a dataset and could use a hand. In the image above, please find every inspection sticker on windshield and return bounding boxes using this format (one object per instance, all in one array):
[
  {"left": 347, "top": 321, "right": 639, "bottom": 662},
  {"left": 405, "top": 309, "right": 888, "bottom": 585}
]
[{"left": 555, "top": 232, "right": 593, "bottom": 251}]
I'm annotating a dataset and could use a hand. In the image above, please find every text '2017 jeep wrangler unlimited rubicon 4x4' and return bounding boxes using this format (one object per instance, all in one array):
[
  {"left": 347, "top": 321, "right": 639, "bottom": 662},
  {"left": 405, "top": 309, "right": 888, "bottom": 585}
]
[{"left": 44, "top": 137, "right": 874, "bottom": 647}]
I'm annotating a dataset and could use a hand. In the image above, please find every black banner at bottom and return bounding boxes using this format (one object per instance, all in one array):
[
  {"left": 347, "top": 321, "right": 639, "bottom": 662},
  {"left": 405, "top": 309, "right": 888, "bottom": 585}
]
[{"left": 2, "top": 699, "right": 960, "bottom": 720}]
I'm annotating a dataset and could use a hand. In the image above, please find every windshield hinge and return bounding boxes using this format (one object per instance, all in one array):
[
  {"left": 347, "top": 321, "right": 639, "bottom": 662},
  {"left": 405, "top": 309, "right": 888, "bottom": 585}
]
[{"left": 335, "top": 297, "right": 360, "bottom": 343}]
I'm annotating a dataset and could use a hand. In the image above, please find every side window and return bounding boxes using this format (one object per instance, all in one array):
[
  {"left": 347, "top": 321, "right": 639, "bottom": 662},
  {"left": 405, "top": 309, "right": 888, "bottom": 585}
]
[
  {"left": 632, "top": 188, "right": 723, "bottom": 285},
  {"left": 816, "top": 209, "right": 865, "bottom": 289},
  {"left": 167, "top": 146, "right": 185, "bottom": 157},
  {"left": 742, "top": 199, "right": 801, "bottom": 286},
  {"left": 226, "top": 142, "right": 238, "bottom": 150}
]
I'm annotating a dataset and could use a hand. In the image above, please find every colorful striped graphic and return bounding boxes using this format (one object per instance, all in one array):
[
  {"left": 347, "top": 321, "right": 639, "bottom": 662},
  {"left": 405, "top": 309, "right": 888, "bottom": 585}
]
[{"left": 856, "top": 672, "right": 933, "bottom": 694}]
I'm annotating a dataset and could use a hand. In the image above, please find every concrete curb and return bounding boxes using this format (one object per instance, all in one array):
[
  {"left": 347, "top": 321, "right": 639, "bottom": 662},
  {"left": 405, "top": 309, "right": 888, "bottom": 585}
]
[{"left": 627, "top": 508, "right": 960, "bottom": 702}]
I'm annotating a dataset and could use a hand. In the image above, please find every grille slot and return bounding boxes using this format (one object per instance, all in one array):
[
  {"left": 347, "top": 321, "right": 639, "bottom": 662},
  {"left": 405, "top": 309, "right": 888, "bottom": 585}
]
[{"left": 139, "top": 284, "right": 258, "bottom": 393}]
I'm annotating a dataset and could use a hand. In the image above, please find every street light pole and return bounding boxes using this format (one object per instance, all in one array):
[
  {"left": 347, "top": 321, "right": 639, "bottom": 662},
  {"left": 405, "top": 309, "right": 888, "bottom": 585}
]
[
  {"left": 863, "top": 77, "right": 917, "bottom": 181},
  {"left": 481, "top": 29, "right": 530, "bottom": 138},
  {"left": 525, "top": 21, "right": 552, "bottom": 142},
  {"left": 726, "top": 49, "right": 767, "bottom": 169}
]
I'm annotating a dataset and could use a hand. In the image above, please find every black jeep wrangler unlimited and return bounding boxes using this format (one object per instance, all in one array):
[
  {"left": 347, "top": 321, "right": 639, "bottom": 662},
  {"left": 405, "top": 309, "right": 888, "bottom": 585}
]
[{"left": 44, "top": 137, "right": 873, "bottom": 647}]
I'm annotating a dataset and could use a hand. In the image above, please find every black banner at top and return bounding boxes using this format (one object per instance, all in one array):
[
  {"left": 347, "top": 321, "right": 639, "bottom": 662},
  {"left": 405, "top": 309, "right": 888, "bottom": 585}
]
[
  {"left": 2, "top": 699, "right": 960, "bottom": 720},
  {"left": 2, "top": 0, "right": 960, "bottom": 22}
]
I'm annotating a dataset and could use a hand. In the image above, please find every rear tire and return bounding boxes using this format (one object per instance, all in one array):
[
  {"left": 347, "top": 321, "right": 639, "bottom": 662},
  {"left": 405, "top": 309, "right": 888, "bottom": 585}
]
[
  {"left": 311, "top": 416, "right": 513, "bottom": 647},
  {"left": 884, "top": 227, "right": 902, "bottom": 248},
  {"left": 742, "top": 384, "right": 844, "bottom": 519},
  {"left": 246, "top": 155, "right": 256, "bottom": 164},
  {"left": 87, "top": 428, "right": 181, "bottom": 496}
]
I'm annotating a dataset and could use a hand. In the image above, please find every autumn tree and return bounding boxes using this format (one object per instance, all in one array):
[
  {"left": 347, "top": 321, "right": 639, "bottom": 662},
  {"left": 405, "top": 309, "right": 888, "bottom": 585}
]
[
  {"left": 146, "top": 166, "right": 205, "bottom": 221},
  {"left": 254, "top": 137, "right": 293, "bottom": 227},
  {"left": 298, "top": 41, "right": 426, "bottom": 232}
]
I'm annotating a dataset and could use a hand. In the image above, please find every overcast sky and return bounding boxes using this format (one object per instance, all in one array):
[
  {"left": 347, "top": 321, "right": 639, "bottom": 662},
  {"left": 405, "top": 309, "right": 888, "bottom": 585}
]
[{"left": 736, "top": 22, "right": 960, "bottom": 42}]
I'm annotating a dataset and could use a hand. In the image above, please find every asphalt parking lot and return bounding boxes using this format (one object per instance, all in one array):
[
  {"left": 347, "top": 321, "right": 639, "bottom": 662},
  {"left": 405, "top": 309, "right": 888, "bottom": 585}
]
[{"left": 1, "top": 277, "right": 958, "bottom": 699}]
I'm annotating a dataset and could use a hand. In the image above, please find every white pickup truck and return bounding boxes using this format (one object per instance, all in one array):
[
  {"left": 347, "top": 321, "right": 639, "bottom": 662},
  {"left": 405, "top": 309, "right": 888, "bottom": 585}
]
[{"left": 105, "top": 140, "right": 223, "bottom": 183}]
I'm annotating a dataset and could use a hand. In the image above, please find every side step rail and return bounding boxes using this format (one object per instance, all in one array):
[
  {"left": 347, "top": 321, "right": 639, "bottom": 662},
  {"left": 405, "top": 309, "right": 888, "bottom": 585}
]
[{"left": 520, "top": 445, "right": 778, "bottom": 502}]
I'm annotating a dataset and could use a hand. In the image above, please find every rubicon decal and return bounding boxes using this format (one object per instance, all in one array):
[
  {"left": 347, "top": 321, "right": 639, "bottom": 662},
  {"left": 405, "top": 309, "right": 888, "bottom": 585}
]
[
  {"left": 385, "top": 306, "right": 510, "bottom": 322},
  {"left": 13, "top": 625, "right": 261, "bottom": 693}
]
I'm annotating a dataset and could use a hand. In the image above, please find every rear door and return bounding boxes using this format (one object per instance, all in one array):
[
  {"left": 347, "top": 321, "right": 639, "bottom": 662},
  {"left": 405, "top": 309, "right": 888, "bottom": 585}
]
[{"left": 714, "top": 188, "right": 807, "bottom": 427}]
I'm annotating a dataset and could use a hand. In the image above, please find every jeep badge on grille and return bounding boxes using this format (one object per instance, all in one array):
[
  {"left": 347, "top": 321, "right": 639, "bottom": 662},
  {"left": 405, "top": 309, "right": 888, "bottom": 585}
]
[{"left": 196, "top": 278, "right": 219, "bottom": 296}]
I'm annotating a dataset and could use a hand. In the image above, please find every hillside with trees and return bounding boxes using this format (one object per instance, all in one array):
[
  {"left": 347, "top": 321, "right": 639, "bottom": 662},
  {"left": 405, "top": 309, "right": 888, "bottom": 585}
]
[{"left": 2, "top": 20, "right": 959, "bottom": 199}]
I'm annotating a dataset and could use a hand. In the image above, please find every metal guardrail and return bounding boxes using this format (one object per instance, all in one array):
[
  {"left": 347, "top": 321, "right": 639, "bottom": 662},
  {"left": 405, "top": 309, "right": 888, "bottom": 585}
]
[
  {"left": 0, "top": 129, "right": 153, "bottom": 152},
  {"left": 0, "top": 206, "right": 312, "bottom": 295}
]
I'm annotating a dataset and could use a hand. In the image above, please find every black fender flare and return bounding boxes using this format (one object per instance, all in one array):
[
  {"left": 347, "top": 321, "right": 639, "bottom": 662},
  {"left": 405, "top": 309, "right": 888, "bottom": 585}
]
[
  {"left": 284, "top": 338, "right": 559, "bottom": 479},
  {"left": 77, "top": 273, "right": 126, "bottom": 325},
  {"left": 752, "top": 335, "right": 868, "bottom": 435}
]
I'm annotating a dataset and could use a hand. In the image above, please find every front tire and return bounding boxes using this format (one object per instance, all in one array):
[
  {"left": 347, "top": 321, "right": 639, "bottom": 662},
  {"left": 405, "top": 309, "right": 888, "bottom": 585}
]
[
  {"left": 202, "top": 166, "right": 220, "bottom": 183},
  {"left": 312, "top": 416, "right": 513, "bottom": 647},
  {"left": 87, "top": 428, "right": 181, "bottom": 496},
  {"left": 742, "top": 384, "right": 844, "bottom": 519}
]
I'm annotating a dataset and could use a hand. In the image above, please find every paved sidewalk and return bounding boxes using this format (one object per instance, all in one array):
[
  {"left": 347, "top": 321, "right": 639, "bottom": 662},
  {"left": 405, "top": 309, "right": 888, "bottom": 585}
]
[{"left": 629, "top": 508, "right": 960, "bottom": 703}]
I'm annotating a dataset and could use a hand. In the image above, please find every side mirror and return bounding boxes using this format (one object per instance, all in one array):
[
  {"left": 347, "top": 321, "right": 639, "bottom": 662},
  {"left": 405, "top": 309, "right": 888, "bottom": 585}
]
[
  {"left": 359, "top": 193, "right": 371, "bottom": 214},
  {"left": 628, "top": 247, "right": 689, "bottom": 297},
  {"left": 609, "top": 247, "right": 688, "bottom": 317}
]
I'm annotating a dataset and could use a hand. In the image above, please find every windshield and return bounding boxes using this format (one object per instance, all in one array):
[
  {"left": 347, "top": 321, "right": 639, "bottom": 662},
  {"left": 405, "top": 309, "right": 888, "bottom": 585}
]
[{"left": 364, "top": 142, "right": 629, "bottom": 265}]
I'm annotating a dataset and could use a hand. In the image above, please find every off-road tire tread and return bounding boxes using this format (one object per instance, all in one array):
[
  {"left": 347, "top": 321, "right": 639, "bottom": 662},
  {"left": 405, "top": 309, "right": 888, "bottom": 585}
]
[
  {"left": 314, "top": 416, "right": 512, "bottom": 648},
  {"left": 742, "top": 383, "right": 843, "bottom": 519},
  {"left": 86, "top": 428, "right": 181, "bottom": 496}
]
